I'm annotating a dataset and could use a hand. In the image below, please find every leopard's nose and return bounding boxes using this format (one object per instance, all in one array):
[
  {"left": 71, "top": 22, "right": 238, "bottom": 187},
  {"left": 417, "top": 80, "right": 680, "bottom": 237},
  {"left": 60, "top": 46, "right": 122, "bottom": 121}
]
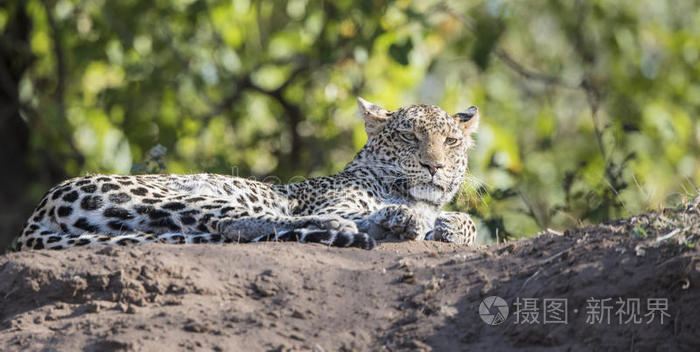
[{"left": 420, "top": 161, "right": 444, "bottom": 176}]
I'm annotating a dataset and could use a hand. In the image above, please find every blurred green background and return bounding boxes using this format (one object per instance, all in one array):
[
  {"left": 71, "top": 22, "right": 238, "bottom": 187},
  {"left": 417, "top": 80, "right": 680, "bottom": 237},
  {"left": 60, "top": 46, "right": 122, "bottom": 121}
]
[{"left": 1, "top": 0, "right": 699, "bottom": 251}]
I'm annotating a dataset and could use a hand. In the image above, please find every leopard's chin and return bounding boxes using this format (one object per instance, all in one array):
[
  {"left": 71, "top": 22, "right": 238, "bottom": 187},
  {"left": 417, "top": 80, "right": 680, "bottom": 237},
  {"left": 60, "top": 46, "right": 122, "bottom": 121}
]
[{"left": 408, "top": 184, "right": 445, "bottom": 205}]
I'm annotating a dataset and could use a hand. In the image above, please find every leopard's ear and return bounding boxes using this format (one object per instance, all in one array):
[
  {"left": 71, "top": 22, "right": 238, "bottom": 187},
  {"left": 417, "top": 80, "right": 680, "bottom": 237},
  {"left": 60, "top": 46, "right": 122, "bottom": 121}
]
[
  {"left": 453, "top": 106, "right": 480, "bottom": 136},
  {"left": 357, "top": 97, "right": 390, "bottom": 137}
]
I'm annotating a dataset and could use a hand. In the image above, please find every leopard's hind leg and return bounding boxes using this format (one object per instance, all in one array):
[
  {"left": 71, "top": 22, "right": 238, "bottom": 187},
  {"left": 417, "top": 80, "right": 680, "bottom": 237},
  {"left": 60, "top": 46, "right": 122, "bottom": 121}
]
[{"left": 217, "top": 215, "right": 376, "bottom": 249}]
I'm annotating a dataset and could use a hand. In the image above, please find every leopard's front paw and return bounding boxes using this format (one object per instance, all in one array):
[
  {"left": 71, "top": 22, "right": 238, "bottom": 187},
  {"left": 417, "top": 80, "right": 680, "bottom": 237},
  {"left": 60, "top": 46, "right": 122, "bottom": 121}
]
[
  {"left": 377, "top": 205, "right": 428, "bottom": 241},
  {"left": 430, "top": 212, "right": 477, "bottom": 246}
]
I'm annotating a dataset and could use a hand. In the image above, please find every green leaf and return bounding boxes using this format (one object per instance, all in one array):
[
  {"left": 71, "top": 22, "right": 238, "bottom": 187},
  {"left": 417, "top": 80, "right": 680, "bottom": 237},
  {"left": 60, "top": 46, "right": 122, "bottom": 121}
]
[
  {"left": 470, "top": 15, "right": 503, "bottom": 70},
  {"left": 388, "top": 38, "right": 413, "bottom": 66}
]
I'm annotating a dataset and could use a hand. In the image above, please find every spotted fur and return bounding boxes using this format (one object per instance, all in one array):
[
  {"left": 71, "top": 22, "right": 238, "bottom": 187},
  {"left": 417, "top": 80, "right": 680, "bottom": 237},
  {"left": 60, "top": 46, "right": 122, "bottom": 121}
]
[{"left": 16, "top": 98, "right": 480, "bottom": 251}]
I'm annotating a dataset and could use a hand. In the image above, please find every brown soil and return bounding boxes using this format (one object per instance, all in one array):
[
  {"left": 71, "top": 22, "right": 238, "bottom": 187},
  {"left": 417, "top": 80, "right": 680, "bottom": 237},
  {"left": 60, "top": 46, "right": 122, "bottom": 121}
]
[{"left": 1, "top": 204, "right": 699, "bottom": 351}]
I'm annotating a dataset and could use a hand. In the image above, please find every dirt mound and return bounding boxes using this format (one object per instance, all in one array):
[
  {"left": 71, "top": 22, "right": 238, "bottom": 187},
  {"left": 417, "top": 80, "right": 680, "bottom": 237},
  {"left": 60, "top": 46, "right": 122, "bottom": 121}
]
[{"left": 1, "top": 205, "right": 699, "bottom": 351}]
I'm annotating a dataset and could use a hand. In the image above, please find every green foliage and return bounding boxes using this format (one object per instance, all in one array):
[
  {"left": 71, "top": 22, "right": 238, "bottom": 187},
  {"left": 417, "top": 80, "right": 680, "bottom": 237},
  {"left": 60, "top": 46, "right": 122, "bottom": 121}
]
[
  {"left": 131, "top": 144, "right": 168, "bottom": 174},
  {"left": 5, "top": 0, "right": 700, "bottom": 243},
  {"left": 633, "top": 225, "right": 648, "bottom": 239},
  {"left": 4, "top": 237, "right": 18, "bottom": 255}
]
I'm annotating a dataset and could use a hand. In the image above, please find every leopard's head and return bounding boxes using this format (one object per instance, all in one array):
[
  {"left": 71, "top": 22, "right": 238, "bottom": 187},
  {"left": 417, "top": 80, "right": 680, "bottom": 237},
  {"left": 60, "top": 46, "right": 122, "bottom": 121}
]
[{"left": 353, "top": 97, "right": 480, "bottom": 206}]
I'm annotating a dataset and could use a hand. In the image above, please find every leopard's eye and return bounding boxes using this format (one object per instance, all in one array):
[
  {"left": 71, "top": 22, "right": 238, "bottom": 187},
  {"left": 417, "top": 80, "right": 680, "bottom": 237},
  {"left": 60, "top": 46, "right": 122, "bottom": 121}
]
[
  {"left": 445, "top": 137, "right": 461, "bottom": 146},
  {"left": 399, "top": 132, "right": 417, "bottom": 143}
]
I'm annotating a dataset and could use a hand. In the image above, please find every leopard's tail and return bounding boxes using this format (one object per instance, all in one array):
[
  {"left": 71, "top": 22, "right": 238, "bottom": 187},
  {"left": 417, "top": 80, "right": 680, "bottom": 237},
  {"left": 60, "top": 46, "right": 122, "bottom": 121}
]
[
  {"left": 15, "top": 224, "right": 229, "bottom": 251},
  {"left": 251, "top": 228, "right": 376, "bottom": 250}
]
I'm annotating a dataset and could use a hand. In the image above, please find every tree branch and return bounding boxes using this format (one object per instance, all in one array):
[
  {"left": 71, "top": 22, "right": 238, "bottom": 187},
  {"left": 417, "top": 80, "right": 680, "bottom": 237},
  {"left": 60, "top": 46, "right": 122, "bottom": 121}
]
[
  {"left": 40, "top": 0, "right": 84, "bottom": 166},
  {"left": 246, "top": 77, "right": 305, "bottom": 166},
  {"left": 492, "top": 48, "right": 570, "bottom": 87},
  {"left": 41, "top": 0, "right": 66, "bottom": 121},
  {"left": 435, "top": 2, "right": 579, "bottom": 89}
]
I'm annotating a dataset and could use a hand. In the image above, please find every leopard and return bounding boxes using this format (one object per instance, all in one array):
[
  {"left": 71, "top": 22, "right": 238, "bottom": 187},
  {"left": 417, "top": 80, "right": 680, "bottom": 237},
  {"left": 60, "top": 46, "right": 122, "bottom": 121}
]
[{"left": 15, "top": 98, "right": 480, "bottom": 251}]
